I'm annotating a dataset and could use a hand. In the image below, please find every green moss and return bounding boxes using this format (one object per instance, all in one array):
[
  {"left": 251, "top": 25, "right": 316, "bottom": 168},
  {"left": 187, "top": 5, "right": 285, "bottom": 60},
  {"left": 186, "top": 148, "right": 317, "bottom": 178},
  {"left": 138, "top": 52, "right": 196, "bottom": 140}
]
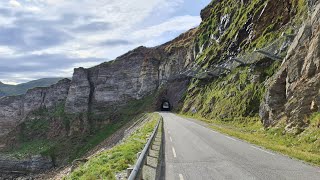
[
  {"left": 4, "top": 140, "right": 54, "bottom": 159},
  {"left": 292, "top": 0, "right": 308, "bottom": 24},
  {"left": 309, "top": 112, "right": 320, "bottom": 125},
  {"left": 182, "top": 0, "right": 311, "bottom": 130},
  {"left": 24, "top": 118, "right": 49, "bottom": 133}
]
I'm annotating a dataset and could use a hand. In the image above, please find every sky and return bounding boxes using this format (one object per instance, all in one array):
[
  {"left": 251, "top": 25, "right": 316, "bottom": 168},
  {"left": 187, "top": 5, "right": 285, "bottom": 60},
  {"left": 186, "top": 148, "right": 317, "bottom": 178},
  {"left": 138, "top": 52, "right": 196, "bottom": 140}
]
[{"left": 0, "top": 0, "right": 211, "bottom": 84}]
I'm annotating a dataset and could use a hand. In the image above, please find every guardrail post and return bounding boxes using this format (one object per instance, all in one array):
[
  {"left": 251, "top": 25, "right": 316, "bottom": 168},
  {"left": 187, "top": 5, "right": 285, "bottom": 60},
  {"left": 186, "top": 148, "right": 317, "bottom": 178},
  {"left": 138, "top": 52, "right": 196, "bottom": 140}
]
[
  {"left": 144, "top": 155, "right": 148, "bottom": 165},
  {"left": 127, "top": 168, "right": 133, "bottom": 178}
]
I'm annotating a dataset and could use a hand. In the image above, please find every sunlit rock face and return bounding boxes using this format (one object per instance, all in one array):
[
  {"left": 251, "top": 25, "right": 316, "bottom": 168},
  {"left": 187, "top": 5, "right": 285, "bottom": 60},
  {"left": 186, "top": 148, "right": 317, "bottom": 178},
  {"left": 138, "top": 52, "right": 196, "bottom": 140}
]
[{"left": 260, "top": 3, "right": 320, "bottom": 129}]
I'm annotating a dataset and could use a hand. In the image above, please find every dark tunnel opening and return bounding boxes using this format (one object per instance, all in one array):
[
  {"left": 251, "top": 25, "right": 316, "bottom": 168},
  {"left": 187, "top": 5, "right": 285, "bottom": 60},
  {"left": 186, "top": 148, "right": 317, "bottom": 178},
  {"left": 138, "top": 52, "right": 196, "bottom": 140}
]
[{"left": 161, "top": 101, "right": 171, "bottom": 111}]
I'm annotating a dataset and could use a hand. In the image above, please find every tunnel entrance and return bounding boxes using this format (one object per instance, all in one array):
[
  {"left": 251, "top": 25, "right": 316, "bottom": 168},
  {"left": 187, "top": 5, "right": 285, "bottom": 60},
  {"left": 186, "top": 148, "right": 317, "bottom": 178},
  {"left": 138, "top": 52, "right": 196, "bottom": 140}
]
[{"left": 161, "top": 101, "right": 171, "bottom": 111}]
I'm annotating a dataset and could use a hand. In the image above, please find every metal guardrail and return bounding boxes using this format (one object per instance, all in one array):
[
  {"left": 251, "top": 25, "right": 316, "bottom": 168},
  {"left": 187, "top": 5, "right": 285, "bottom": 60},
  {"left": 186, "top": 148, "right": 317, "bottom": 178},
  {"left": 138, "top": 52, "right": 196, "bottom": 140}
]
[{"left": 128, "top": 116, "right": 162, "bottom": 180}]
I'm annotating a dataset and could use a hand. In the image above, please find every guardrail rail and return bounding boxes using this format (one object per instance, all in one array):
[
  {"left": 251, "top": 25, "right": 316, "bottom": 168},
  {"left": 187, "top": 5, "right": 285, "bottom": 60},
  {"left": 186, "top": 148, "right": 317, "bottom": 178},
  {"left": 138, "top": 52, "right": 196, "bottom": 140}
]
[{"left": 127, "top": 115, "right": 163, "bottom": 180}]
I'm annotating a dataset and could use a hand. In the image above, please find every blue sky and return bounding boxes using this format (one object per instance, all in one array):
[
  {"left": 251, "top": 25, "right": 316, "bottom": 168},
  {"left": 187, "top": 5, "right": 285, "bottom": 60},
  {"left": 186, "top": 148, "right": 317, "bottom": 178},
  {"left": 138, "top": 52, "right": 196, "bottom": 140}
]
[{"left": 0, "top": 0, "right": 210, "bottom": 84}]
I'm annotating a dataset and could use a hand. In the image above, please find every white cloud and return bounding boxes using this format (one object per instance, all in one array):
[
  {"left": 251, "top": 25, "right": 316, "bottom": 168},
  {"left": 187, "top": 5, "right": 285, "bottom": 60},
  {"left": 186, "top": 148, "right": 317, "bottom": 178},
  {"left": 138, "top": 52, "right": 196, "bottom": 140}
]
[
  {"left": 0, "top": 46, "right": 16, "bottom": 56},
  {"left": 133, "top": 15, "right": 200, "bottom": 39},
  {"left": 0, "top": 0, "right": 210, "bottom": 83},
  {"left": 9, "top": 0, "right": 21, "bottom": 7}
]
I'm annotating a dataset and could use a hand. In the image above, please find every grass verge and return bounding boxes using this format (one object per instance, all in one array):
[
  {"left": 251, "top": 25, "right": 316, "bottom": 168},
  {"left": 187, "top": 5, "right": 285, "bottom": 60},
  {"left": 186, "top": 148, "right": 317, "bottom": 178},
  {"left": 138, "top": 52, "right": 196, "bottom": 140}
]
[
  {"left": 64, "top": 113, "right": 160, "bottom": 180},
  {"left": 180, "top": 113, "right": 320, "bottom": 166}
]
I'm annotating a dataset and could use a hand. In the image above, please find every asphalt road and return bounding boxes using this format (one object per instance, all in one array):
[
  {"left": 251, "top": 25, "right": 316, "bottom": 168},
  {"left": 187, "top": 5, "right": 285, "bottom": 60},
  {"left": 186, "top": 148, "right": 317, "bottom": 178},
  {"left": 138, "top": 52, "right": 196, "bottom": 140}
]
[{"left": 160, "top": 112, "right": 320, "bottom": 180}]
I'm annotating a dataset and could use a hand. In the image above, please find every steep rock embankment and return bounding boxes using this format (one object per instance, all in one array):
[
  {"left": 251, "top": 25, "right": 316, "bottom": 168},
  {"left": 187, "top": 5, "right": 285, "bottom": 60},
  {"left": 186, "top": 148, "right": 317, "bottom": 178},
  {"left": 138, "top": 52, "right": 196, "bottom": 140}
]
[
  {"left": 192, "top": 0, "right": 303, "bottom": 66},
  {"left": 62, "top": 40, "right": 194, "bottom": 134},
  {"left": 260, "top": 3, "right": 320, "bottom": 131},
  {"left": 0, "top": 79, "right": 71, "bottom": 143},
  {"left": 181, "top": 0, "right": 308, "bottom": 119}
]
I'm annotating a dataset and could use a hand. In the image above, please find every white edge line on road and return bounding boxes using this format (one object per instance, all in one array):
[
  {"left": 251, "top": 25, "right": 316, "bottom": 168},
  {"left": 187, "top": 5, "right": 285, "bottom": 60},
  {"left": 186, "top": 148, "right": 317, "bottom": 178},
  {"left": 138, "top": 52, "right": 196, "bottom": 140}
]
[
  {"left": 210, "top": 130, "right": 218, "bottom": 134},
  {"left": 172, "top": 147, "right": 177, "bottom": 158},
  {"left": 179, "top": 174, "right": 184, "bottom": 180},
  {"left": 251, "top": 146, "right": 275, "bottom": 156},
  {"left": 225, "top": 136, "right": 237, "bottom": 141},
  {"left": 170, "top": 137, "right": 173, "bottom": 142}
]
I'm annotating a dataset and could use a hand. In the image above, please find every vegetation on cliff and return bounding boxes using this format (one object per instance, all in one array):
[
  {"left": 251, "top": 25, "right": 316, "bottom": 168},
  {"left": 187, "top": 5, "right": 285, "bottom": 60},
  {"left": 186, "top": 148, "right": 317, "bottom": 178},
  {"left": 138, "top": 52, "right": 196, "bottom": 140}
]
[
  {"left": 1, "top": 94, "right": 157, "bottom": 166},
  {"left": 181, "top": 0, "right": 311, "bottom": 127},
  {"left": 179, "top": 0, "right": 319, "bottom": 165},
  {"left": 184, "top": 0, "right": 308, "bottom": 118}
]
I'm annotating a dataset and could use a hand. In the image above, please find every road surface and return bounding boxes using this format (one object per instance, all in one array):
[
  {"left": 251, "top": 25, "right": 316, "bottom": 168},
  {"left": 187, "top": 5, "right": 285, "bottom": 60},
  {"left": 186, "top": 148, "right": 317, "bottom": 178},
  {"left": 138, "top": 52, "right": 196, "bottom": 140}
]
[{"left": 160, "top": 112, "right": 320, "bottom": 180}]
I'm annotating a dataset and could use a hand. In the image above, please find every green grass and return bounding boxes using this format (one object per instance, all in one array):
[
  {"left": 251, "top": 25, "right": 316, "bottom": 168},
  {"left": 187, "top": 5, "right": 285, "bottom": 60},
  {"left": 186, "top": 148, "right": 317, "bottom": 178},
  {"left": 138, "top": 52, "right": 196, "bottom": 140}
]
[
  {"left": 65, "top": 93, "right": 157, "bottom": 161},
  {"left": 4, "top": 140, "right": 54, "bottom": 159},
  {"left": 67, "top": 116, "right": 137, "bottom": 162},
  {"left": 65, "top": 113, "right": 160, "bottom": 180},
  {"left": 181, "top": 113, "right": 320, "bottom": 166}
]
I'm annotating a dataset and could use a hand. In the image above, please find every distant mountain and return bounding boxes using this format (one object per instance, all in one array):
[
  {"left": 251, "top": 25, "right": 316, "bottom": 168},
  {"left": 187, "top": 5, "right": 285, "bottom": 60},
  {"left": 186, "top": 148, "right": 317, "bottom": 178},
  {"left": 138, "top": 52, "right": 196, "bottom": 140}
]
[{"left": 0, "top": 78, "right": 66, "bottom": 97}]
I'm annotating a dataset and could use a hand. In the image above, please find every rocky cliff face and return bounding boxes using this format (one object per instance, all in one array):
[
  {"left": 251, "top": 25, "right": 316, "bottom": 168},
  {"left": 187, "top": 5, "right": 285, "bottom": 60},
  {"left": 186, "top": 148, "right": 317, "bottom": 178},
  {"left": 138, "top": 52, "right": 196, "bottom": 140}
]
[
  {"left": 0, "top": 31, "right": 195, "bottom": 147},
  {"left": 61, "top": 41, "right": 193, "bottom": 134},
  {"left": 180, "top": 0, "right": 307, "bottom": 119},
  {"left": 182, "top": 0, "right": 319, "bottom": 134},
  {"left": 260, "top": 3, "right": 320, "bottom": 131},
  {"left": 0, "top": 155, "right": 53, "bottom": 178},
  {"left": 0, "top": 0, "right": 319, "bottom": 175},
  {"left": 0, "top": 79, "right": 71, "bottom": 141}
]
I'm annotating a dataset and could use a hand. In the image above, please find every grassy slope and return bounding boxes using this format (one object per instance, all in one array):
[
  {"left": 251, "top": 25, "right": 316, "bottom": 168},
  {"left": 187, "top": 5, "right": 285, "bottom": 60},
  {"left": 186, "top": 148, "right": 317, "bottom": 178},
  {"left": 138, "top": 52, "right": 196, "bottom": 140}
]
[
  {"left": 65, "top": 113, "right": 159, "bottom": 180},
  {"left": 182, "top": 62, "right": 280, "bottom": 119}
]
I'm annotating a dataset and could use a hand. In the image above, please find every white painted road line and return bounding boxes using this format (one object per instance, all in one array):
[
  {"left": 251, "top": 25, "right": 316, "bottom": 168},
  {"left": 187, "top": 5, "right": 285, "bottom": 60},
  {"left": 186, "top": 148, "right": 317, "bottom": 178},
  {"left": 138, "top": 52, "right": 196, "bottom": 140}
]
[
  {"left": 210, "top": 129, "right": 219, "bottom": 134},
  {"left": 170, "top": 136, "right": 173, "bottom": 142},
  {"left": 179, "top": 174, "right": 185, "bottom": 180},
  {"left": 251, "top": 146, "right": 275, "bottom": 156},
  {"left": 225, "top": 136, "right": 237, "bottom": 141},
  {"left": 172, "top": 147, "right": 177, "bottom": 158}
]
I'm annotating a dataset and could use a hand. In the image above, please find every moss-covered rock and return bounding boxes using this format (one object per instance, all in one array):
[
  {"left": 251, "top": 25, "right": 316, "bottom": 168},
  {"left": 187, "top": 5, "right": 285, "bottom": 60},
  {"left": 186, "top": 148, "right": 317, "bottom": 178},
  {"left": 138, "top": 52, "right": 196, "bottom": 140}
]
[{"left": 181, "top": 0, "right": 310, "bottom": 129}]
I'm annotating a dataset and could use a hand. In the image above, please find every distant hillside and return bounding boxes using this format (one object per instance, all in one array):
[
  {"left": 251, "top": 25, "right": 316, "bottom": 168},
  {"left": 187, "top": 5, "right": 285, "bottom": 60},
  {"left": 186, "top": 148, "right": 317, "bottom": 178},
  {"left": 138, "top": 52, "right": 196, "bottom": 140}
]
[{"left": 0, "top": 78, "right": 66, "bottom": 97}]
